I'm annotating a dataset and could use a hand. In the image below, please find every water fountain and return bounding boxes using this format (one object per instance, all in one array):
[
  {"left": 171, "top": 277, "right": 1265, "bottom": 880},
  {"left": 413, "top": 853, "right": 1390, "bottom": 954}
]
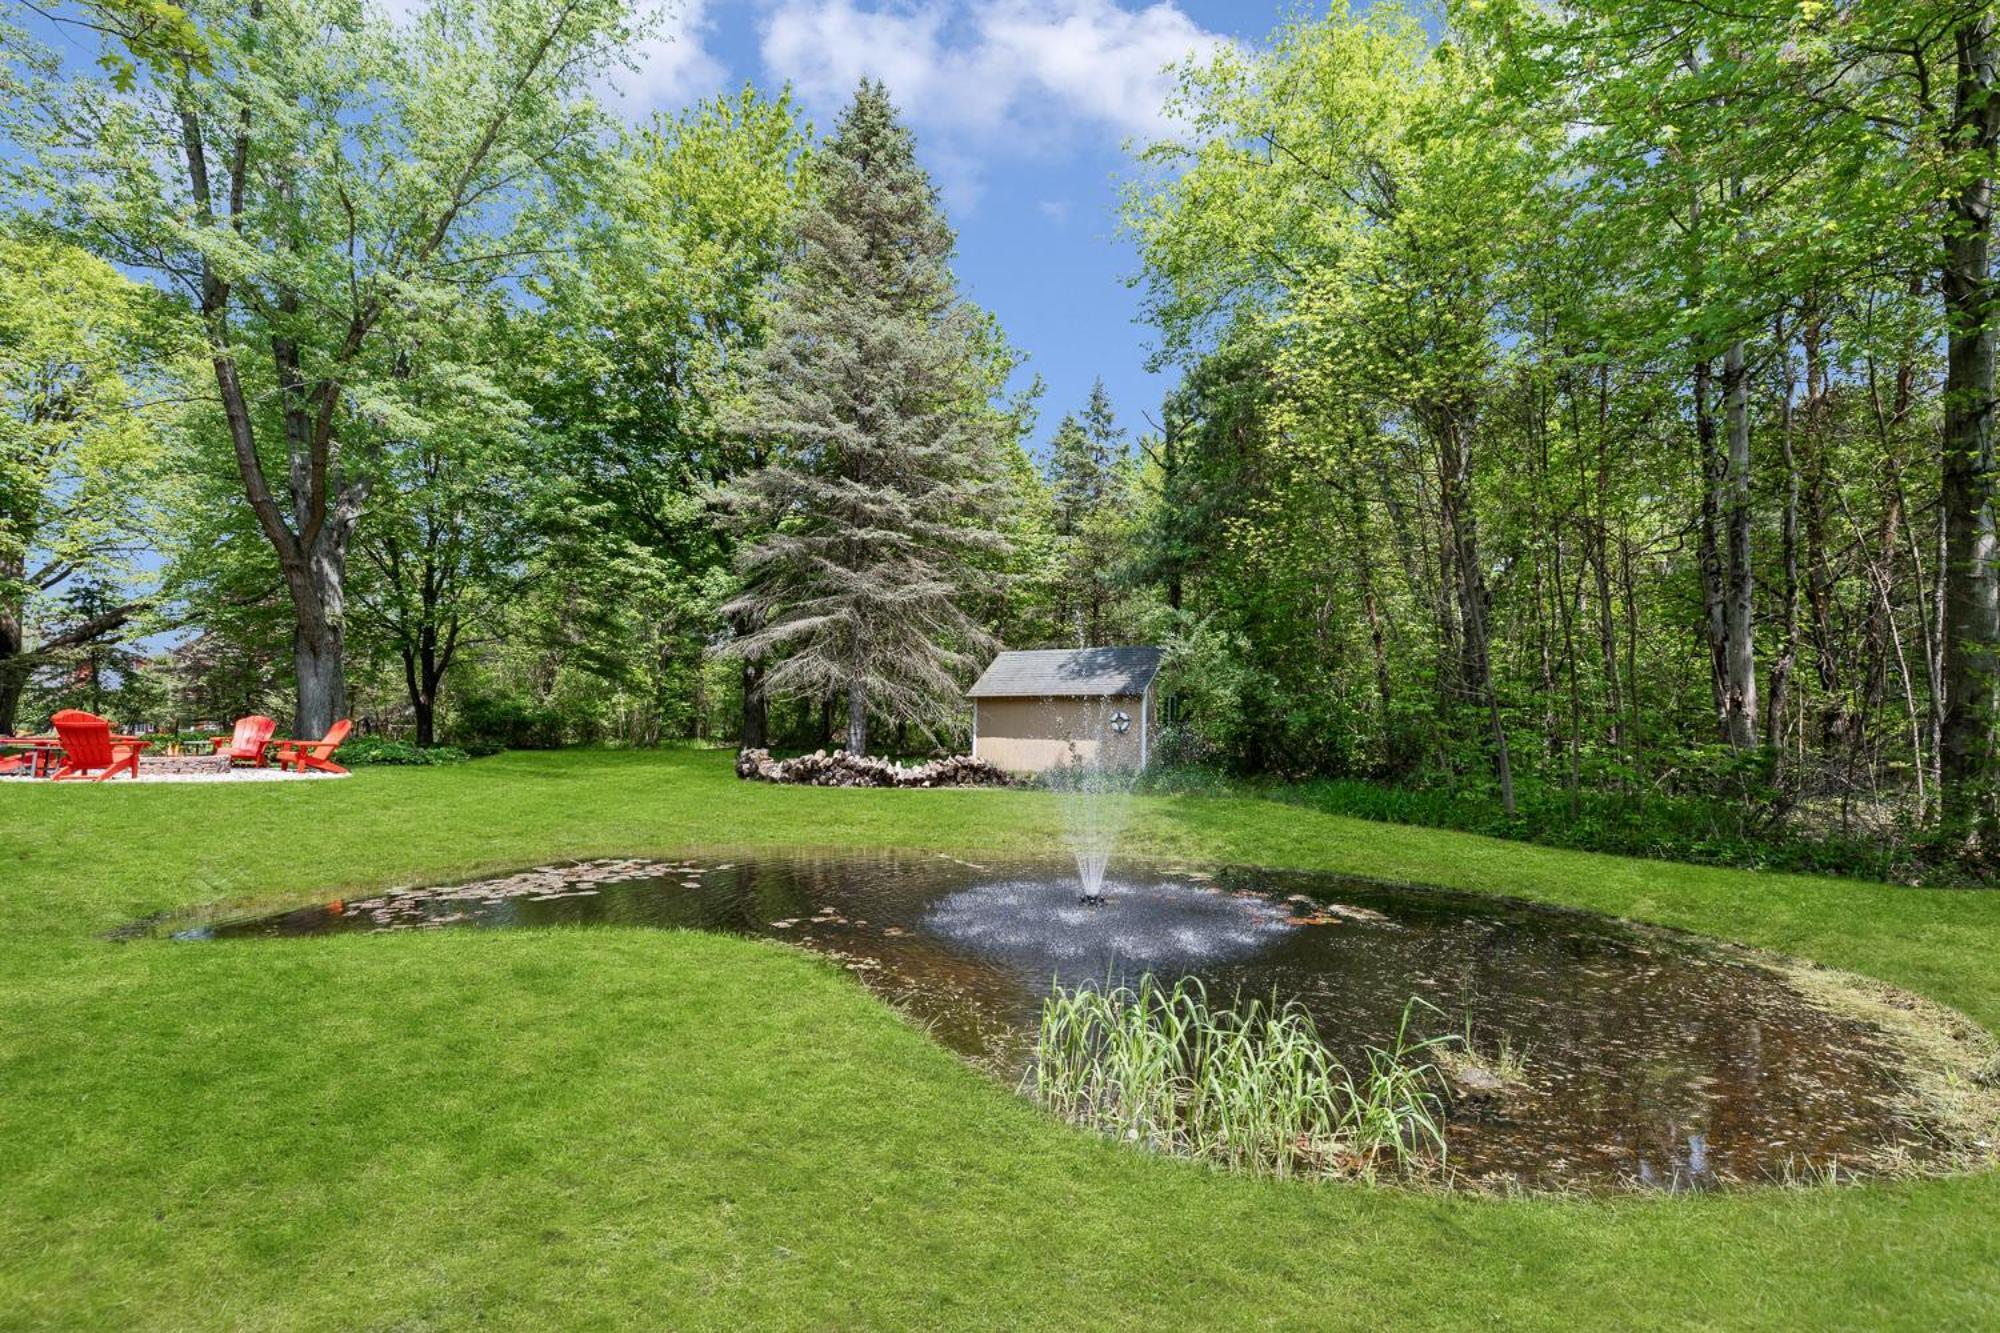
[{"left": 1043, "top": 696, "right": 1143, "bottom": 903}]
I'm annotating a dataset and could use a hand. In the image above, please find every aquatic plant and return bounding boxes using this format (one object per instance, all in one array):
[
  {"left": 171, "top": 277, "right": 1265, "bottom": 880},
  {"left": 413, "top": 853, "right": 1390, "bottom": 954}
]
[
  {"left": 1437, "top": 1016, "right": 1532, "bottom": 1089},
  {"left": 1031, "top": 976, "right": 1450, "bottom": 1180},
  {"left": 1770, "top": 1156, "right": 1856, "bottom": 1190}
]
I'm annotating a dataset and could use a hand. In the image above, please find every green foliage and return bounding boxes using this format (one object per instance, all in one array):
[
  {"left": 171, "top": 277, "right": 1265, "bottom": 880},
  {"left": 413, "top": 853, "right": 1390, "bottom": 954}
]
[
  {"left": 1034, "top": 974, "right": 1448, "bottom": 1180},
  {"left": 4, "top": 0, "right": 1990, "bottom": 884},
  {"left": 1150, "top": 615, "right": 1252, "bottom": 767},
  {"left": 446, "top": 690, "right": 569, "bottom": 755},
  {"left": 69, "top": 0, "right": 214, "bottom": 91},
  {"left": 517, "top": 87, "right": 812, "bottom": 743},
  {"left": 717, "top": 81, "right": 1018, "bottom": 752},
  {"left": 132, "top": 730, "right": 221, "bottom": 752},
  {"left": 0, "top": 230, "right": 170, "bottom": 585},
  {"left": 3, "top": 0, "right": 646, "bottom": 734},
  {"left": 0, "top": 226, "right": 186, "bottom": 730},
  {"left": 1272, "top": 771, "right": 1945, "bottom": 885},
  {"left": 334, "top": 735, "right": 469, "bottom": 767},
  {"left": 1116, "top": 0, "right": 1983, "bottom": 862},
  {"left": 1036, "top": 380, "right": 1152, "bottom": 648}
]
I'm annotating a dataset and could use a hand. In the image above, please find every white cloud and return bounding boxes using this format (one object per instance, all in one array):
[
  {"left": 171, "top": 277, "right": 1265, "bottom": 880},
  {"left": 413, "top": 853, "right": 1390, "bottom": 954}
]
[
  {"left": 757, "top": 0, "right": 1227, "bottom": 148},
  {"left": 1038, "top": 198, "right": 1070, "bottom": 225},
  {"left": 603, "top": 0, "right": 730, "bottom": 116},
  {"left": 979, "top": 1, "right": 1221, "bottom": 141}
]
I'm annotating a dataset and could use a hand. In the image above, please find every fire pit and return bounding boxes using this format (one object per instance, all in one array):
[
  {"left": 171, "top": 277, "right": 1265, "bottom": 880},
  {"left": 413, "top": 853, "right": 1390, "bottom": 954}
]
[{"left": 139, "top": 753, "right": 231, "bottom": 777}]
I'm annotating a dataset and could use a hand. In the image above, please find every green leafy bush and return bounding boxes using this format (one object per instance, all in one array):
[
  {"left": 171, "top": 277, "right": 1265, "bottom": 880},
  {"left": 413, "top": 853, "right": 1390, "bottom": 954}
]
[
  {"left": 447, "top": 692, "right": 567, "bottom": 755},
  {"left": 336, "top": 736, "right": 470, "bottom": 767},
  {"left": 1269, "top": 773, "right": 1941, "bottom": 884}
]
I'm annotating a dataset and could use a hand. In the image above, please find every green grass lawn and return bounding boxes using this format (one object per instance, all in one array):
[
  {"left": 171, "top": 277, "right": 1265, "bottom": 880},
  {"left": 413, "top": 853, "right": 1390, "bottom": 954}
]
[{"left": 4, "top": 748, "right": 1998, "bottom": 1329}]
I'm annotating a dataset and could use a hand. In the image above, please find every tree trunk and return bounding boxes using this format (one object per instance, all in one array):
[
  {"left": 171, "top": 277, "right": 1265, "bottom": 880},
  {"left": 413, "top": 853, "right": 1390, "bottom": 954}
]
[
  {"left": 193, "top": 250, "right": 361, "bottom": 740},
  {"left": 289, "top": 542, "right": 351, "bottom": 737},
  {"left": 1798, "top": 317, "right": 1846, "bottom": 768},
  {"left": 1158, "top": 416, "right": 1184, "bottom": 611},
  {"left": 295, "top": 618, "right": 346, "bottom": 740},
  {"left": 1940, "top": 12, "right": 2000, "bottom": 838},
  {"left": 0, "top": 659, "right": 23, "bottom": 738},
  {"left": 1721, "top": 337, "right": 1758, "bottom": 750},
  {"left": 1695, "top": 356, "right": 1731, "bottom": 735},
  {"left": 845, "top": 673, "right": 868, "bottom": 755},
  {"left": 1591, "top": 369, "right": 1624, "bottom": 762},
  {"left": 1768, "top": 328, "right": 1800, "bottom": 761},
  {"left": 410, "top": 683, "right": 436, "bottom": 747},
  {"left": 1339, "top": 444, "right": 1396, "bottom": 768},
  {"left": 1621, "top": 531, "right": 1642, "bottom": 758},
  {"left": 0, "top": 550, "right": 22, "bottom": 735},
  {"left": 1436, "top": 411, "right": 1515, "bottom": 817},
  {"left": 727, "top": 599, "right": 769, "bottom": 749},
  {"left": 401, "top": 631, "right": 447, "bottom": 747},
  {"left": 1859, "top": 329, "right": 1917, "bottom": 778},
  {"left": 740, "top": 657, "right": 768, "bottom": 749},
  {"left": 1553, "top": 500, "right": 1585, "bottom": 817}
]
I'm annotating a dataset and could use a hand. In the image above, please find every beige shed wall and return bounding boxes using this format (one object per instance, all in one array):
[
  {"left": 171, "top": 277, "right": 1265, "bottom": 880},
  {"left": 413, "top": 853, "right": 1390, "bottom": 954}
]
[{"left": 972, "top": 693, "right": 1152, "bottom": 774}]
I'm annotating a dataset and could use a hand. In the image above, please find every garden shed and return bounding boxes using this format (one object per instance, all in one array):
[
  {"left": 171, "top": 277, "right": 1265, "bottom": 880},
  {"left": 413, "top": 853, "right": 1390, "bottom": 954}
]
[{"left": 967, "top": 646, "right": 1163, "bottom": 774}]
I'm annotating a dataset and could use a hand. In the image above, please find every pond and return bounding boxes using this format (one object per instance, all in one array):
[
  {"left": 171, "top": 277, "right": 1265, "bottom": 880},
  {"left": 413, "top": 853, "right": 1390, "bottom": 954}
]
[{"left": 152, "top": 850, "right": 1944, "bottom": 1193}]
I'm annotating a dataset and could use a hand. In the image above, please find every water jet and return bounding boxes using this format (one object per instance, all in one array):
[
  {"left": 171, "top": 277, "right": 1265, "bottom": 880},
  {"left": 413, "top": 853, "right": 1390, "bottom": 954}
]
[{"left": 1045, "top": 696, "right": 1143, "bottom": 904}]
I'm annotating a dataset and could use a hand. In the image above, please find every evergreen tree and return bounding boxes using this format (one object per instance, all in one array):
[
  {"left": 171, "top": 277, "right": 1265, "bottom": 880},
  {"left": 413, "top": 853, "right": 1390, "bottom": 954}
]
[
  {"left": 1045, "top": 379, "right": 1136, "bottom": 646},
  {"left": 719, "top": 81, "right": 1010, "bottom": 755},
  {"left": 1048, "top": 380, "right": 1126, "bottom": 531}
]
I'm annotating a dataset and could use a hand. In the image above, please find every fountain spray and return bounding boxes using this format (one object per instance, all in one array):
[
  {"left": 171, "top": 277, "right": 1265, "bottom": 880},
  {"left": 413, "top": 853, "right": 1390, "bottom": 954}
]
[{"left": 1048, "top": 697, "right": 1142, "bottom": 904}]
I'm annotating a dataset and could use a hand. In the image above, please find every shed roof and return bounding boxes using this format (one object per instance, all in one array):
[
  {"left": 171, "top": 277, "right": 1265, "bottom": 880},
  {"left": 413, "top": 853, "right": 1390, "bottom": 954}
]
[{"left": 967, "top": 646, "right": 1164, "bottom": 700}]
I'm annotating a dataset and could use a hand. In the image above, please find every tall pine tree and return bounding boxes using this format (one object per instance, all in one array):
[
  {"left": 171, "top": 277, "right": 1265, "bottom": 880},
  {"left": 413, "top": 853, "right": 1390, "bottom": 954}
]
[
  {"left": 1045, "top": 379, "right": 1135, "bottom": 646},
  {"left": 719, "top": 82, "right": 1009, "bottom": 755}
]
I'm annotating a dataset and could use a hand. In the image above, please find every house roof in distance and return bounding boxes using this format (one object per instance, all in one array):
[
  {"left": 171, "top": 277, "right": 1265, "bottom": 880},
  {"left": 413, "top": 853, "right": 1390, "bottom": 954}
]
[{"left": 966, "top": 646, "right": 1165, "bottom": 699}]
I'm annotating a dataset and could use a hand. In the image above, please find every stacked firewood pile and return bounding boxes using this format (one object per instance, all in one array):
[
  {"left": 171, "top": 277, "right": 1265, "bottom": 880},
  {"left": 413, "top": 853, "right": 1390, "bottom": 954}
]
[{"left": 735, "top": 747, "right": 1012, "bottom": 789}]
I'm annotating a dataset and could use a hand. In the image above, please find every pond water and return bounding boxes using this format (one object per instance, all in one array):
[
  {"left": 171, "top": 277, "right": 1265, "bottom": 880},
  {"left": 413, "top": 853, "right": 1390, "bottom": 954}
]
[{"left": 156, "top": 851, "right": 1935, "bottom": 1192}]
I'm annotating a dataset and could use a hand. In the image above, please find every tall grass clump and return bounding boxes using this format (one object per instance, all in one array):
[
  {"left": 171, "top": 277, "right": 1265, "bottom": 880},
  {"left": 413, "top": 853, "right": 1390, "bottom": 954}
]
[{"left": 1032, "top": 975, "right": 1450, "bottom": 1180}]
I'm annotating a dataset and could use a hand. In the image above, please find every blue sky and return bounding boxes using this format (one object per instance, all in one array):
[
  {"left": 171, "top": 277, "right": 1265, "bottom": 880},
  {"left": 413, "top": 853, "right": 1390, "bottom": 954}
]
[{"left": 598, "top": 0, "right": 1281, "bottom": 457}]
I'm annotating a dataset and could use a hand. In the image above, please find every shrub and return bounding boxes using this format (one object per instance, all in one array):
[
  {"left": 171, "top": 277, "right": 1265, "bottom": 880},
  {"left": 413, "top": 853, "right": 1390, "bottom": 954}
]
[
  {"left": 447, "top": 692, "right": 566, "bottom": 754},
  {"left": 1133, "top": 762, "right": 1243, "bottom": 798},
  {"left": 336, "top": 735, "right": 470, "bottom": 767},
  {"left": 1150, "top": 722, "right": 1225, "bottom": 771},
  {"left": 1268, "top": 773, "right": 1939, "bottom": 883}
]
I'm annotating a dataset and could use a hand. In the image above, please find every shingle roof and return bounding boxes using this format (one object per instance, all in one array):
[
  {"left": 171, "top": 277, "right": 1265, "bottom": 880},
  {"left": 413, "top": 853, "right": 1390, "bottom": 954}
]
[{"left": 966, "top": 646, "right": 1164, "bottom": 699}]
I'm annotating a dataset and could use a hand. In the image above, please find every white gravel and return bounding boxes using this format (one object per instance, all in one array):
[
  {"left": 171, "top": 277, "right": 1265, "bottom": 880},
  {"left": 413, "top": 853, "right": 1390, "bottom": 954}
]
[{"left": 1, "top": 768, "right": 349, "bottom": 785}]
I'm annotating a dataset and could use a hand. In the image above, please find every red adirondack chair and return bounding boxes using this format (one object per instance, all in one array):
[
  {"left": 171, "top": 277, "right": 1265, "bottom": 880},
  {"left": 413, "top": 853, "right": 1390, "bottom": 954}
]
[
  {"left": 210, "top": 715, "right": 276, "bottom": 766},
  {"left": 49, "top": 710, "right": 150, "bottom": 781},
  {"left": 274, "top": 719, "right": 352, "bottom": 775}
]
